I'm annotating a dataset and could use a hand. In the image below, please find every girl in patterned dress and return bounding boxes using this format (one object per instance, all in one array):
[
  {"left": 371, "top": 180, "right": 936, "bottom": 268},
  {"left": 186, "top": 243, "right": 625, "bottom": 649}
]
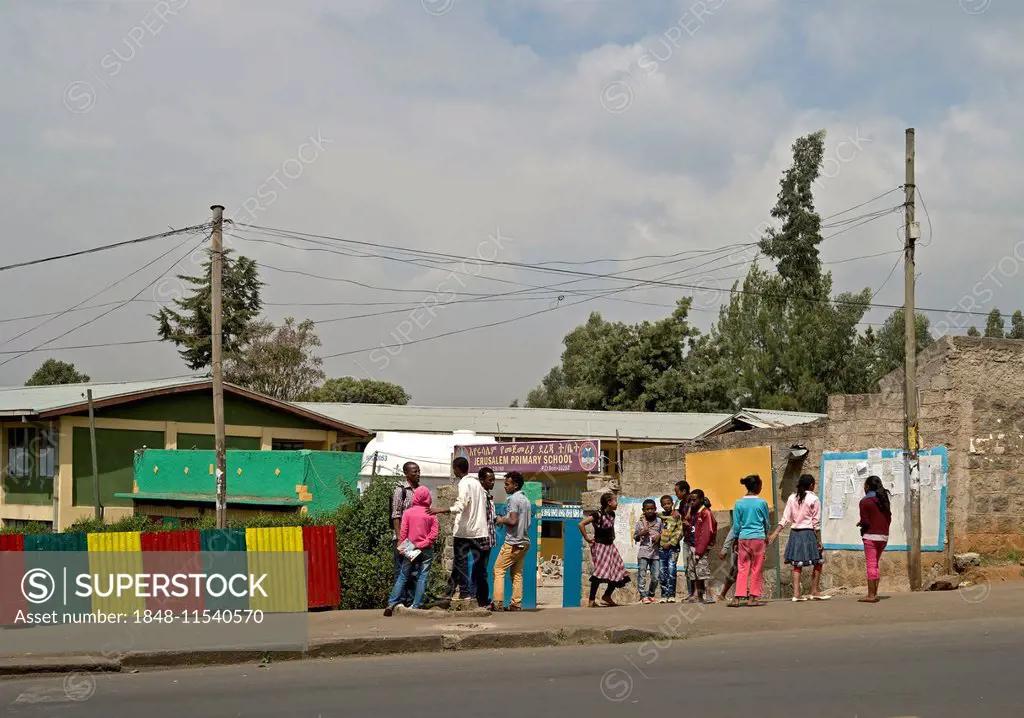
[{"left": 579, "top": 493, "right": 630, "bottom": 607}]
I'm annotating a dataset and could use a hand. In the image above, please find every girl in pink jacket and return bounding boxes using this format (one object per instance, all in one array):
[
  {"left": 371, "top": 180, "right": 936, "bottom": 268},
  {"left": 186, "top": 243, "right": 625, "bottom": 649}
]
[{"left": 385, "top": 486, "right": 438, "bottom": 615}]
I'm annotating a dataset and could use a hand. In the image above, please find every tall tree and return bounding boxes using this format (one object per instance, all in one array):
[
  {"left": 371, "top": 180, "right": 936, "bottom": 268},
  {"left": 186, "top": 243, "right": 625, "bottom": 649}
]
[
  {"left": 1010, "top": 310, "right": 1024, "bottom": 340},
  {"left": 300, "top": 377, "right": 411, "bottom": 405},
  {"left": 985, "top": 308, "right": 1006, "bottom": 338},
  {"left": 701, "top": 130, "right": 873, "bottom": 412},
  {"left": 154, "top": 249, "right": 263, "bottom": 371},
  {"left": 25, "top": 359, "right": 89, "bottom": 386},
  {"left": 868, "top": 308, "right": 935, "bottom": 385},
  {"left": 526, "top": 299, "right": 701, "bottom": 411},
  {"left": 224, "top": 317, "right": 324, "bottom": 400}
]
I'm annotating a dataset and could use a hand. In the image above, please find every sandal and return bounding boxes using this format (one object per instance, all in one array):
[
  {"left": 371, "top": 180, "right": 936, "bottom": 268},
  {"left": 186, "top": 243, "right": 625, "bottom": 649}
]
[
  {"left": 727, "top": 598, "right": 745, "bottom": 608},
  {"left": 792, "top": 596, "right": 808, "bottom": 602},
  {"left": 748, "top": 599, "right": 767, "bottom": 607},
  {"left": 857, "top": 597, "right": 880, "bottom": 603},
  {"left": 810, "top": 595, "right": 832, "bottom": 601}
]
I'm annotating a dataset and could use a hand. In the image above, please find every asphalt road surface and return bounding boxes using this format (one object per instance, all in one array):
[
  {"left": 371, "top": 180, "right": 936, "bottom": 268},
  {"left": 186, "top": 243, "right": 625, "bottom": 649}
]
[{"left": 1, "top": 616, "right": 1020, "bottom": 718}]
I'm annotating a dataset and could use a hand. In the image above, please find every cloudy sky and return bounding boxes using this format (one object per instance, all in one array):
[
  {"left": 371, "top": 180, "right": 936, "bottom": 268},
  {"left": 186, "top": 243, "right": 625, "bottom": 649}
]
[{"left": 1, "top": 0, "right": 1022, "bottom": 406}]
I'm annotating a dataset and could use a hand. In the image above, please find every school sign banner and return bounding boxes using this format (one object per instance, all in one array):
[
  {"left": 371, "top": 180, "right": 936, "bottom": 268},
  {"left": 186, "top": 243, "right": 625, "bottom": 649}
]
[{"left": 454, "top": 440, "right": 601, "bottom": 474}]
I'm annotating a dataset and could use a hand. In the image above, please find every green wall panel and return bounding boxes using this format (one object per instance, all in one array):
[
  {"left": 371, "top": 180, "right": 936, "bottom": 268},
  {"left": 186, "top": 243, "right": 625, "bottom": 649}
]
[
  {"left": 87, "top": 392, "right": 325, "bottom": 430},
  {"left": 72, "top": 427, "right": 166, "bottom": 507},
  {"left": 1, "top": 475, "right": 53, "bottom": 506}
]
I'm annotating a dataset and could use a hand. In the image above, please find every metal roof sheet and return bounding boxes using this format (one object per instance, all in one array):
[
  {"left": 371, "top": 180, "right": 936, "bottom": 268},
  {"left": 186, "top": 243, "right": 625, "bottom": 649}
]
[
  {"left": 294, "top": 403, "right": 735, "bottom": 442},
  {"left": 0, "top": 377, "right": 204, "bottom": 416}
]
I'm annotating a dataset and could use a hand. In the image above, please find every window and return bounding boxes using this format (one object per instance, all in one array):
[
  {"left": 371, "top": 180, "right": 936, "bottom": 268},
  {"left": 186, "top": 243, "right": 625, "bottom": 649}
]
[
  {"left": 541, "top": 521, "right": 563, "bottom": 539},
  {"left": 7, "top": 428, "right": 57, "bottom": 479},
  {"left": 272, "top": 440, "right": 305, "bottom": 451}
]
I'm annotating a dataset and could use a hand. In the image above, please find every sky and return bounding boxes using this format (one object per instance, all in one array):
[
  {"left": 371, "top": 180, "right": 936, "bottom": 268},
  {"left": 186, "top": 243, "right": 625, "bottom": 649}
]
[{"left": 2, "top": 0, "right": 1023, "bottom": 407}]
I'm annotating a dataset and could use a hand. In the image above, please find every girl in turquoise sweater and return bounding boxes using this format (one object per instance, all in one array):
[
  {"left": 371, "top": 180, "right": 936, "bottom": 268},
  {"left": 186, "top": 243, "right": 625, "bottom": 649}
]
[{"left": 728, "top": 474, "right": 772, "bottom": 607}]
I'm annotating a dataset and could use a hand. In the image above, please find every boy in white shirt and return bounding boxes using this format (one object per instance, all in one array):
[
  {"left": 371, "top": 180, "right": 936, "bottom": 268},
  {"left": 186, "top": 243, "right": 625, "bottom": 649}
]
[{"left": 430, "top": 458, "right": 492, "bottom": 606}]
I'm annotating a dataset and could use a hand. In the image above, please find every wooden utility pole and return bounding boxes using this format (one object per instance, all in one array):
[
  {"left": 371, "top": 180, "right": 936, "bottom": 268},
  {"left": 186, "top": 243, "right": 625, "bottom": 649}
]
[
  {"left": 903, "top": 128, "right": 922, "bottom": 590},
  {"left": 86, "top": 390, "right": 103, "bottom": 521},
  {"left": 210, "top": 204, "right": 228, "bottom": 529}
]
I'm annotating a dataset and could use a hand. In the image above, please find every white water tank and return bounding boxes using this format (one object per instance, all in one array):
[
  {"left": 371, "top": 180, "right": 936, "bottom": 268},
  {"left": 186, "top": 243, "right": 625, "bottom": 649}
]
[{"left": 359, "top": 430, "right": 509, "bottom": 502}]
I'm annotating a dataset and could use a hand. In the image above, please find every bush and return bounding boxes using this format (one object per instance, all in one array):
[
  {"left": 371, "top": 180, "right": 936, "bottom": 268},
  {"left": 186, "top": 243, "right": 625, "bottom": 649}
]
[{"left": 0, "top": 521, "right": 51, "bottom": 536}]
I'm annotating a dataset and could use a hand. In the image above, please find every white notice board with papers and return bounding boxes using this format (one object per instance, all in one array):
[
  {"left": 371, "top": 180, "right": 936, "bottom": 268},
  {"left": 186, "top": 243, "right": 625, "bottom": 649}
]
[{"left": 820, "top": 446, "right": 947, "bottom": 551}]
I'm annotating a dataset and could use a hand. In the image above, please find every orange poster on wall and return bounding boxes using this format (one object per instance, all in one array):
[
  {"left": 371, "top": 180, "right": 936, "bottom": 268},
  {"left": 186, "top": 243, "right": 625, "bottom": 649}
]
[{"left": 684, "top": 445, "right": 774, "bottom": 510}]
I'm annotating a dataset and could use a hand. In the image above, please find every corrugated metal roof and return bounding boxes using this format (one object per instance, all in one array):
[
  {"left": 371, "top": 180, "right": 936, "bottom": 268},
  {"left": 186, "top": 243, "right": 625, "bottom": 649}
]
[
  {"left": 0, "top": 377, "right": 205, "bottom": 416},
  {"left": 738, "top": 408, "right": 826, "bottom": 428},
  {"left": 0, "top": 378, "right": 371, "bottom": 436},
  {"left": 294, "top": 403, "right": 734, "bottom": 442}
]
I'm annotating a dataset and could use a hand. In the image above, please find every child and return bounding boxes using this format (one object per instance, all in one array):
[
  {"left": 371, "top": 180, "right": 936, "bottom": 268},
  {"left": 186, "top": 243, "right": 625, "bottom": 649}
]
[
  {"left": 768, "top": 474, "right": 830, "bottom": 601},
  {"left": 674, "top": 480, "right": 696, "bottom": 599},
  {"left": 579, "top": 493, "right": 630, "bottom": 607},
  {"left": 687, "top": 489, "right": 717, "bottom": 604},
  {"left": 728, "top": 474, "right": 772, "bottom": 608},
  {"left": 658, "top": 495, "right": 683, "bottom": 603},
  {"left": 384, "top": 486, "right": 438, "bottom": 616},
  {"left": 857, "top": 475, "right": 892, "bottom": 603},
  {"left": 717, "top": 510, "right": 739, "bottom": 601},
  {"left": 633, "top": 499, "right": 663, "bottom": 604}
]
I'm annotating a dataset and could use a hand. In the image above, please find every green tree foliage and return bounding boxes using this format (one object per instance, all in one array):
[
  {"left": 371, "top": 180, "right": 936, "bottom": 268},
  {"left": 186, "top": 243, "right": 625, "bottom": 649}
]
[
  {"left": 24, "top": 359, "right": 89, "bottom": 386},
  {"left": 967, "top": 325, "right": 981, "bottom": 337},
  {"left": 1010, "top": 310, "right": 1024, "bottom": 340},
  {"left": 155, "top": 249, "right": 263, "bottom": 371},
  {"left": 985, "top": 308, "right": 1006, "bottom": 338},
  {"left": 225, "top": 317, "right": 325, "bottom": 400},
  {"left": 867, "top": 308, "right": 935, "bottom": 386},
  {"left": 525, "top": 130, "right": 885, "bottom": 414},
  {"left": 300, "top": 377, "right": 411, "bottom": 405},
  {"left": 526, "top": 299, "right": 701, "bottom": 411}
]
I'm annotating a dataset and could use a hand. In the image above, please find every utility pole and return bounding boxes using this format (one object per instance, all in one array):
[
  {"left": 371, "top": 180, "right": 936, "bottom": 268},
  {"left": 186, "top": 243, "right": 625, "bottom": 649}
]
[
  {"left": 903, "top": 128, "right": 922, "bottom": 591},
  {"left": 86, "top": 390, "right": 103, "bottom": 521},
  {"left": 210, "top": 204, "right": 228, "bottom": 529}
]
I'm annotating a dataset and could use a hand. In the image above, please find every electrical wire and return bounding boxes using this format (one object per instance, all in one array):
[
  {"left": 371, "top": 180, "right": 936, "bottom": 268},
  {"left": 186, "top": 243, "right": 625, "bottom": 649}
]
[
  {"left": 1, "top": 230, "right": 207, "bottom": 348},
  {"left": 0, "top": 233, "right": 209, "bottom": 368},
  {"left": 916, "top": 185, "right": 933, "bottom": 248},
  {"left": 0, "top": 223, "right": 210, "bottom": 273}
]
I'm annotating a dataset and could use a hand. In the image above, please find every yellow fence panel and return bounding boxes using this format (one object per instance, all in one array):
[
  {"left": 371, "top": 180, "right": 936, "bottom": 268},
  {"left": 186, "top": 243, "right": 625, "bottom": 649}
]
[
  {"left": 245, "top": 527, "right": 306, "bottom": 613},
  {"left": 86, "top": 532, "right": 146, "bottom": 617}
]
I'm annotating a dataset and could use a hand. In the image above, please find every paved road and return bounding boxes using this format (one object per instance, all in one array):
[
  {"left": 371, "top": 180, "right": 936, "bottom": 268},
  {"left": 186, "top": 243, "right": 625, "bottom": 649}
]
[{"left": 1, "top": 617, "right": 1019, "bottom": 717}]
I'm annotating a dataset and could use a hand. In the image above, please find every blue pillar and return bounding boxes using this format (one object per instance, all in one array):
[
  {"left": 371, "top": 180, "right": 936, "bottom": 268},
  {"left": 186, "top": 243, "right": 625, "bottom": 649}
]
[{"left": 562, "top": 517, "right": 583, "bottom": 608}]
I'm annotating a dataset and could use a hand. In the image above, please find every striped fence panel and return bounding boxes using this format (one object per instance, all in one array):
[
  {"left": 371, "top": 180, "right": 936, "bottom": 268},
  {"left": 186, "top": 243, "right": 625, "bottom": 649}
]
[
  {"left": 303, "top": 525, "right": 340, "bottom": 609},
  {"left": 87, "top": 532, "right": 146, "bottom": 617},
  {"left": 0, "top": 525, "right": 340, "bottom": 618},
  {"left": 0, "top": 535, "right": 26, "bottom": 624},
  {"left": 245, "top": 527, "right": 306, "bottom": 614},
  {"left": 140, "top": 530, "right": 204, "bottom": 614}
]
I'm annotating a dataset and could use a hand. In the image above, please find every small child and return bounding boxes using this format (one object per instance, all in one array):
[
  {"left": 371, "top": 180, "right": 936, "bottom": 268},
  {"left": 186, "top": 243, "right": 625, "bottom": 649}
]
[
  {"left": 658, "top": 495, "right": 682, "bottom": 603},
  {"left": 579, "top": 493, "right": 631, "bottom": 607},
  {"left": 633, "top": 499, "right": 663, "bottom": 604},
  {"left": 687, "top": 489, "right": 716, "bottom": 604}
]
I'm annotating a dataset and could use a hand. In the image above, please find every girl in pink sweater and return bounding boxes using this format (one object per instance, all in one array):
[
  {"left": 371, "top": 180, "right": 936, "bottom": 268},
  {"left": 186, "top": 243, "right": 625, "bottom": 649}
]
[
  {"left": 769, "top": 474, "right": 830, "bottom": 602},
  {"left": 385, "top": 486, "right": 438, "bottom": 615}
]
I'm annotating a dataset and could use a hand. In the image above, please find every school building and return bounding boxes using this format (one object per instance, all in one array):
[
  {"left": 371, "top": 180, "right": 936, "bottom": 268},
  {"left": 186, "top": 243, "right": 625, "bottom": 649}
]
[{"left": 0, "top": 378, "right": 371, "bottom": 531}]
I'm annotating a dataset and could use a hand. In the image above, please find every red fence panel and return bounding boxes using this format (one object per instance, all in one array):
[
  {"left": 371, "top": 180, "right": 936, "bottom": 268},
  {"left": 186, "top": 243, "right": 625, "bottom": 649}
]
[
  {"left": 302, "top": 526, "right": 339, "bottom": 609},
  {"left": 0, "top": 535, "right": 26, "bottom": 625},
  {"left": 0, "top": 535, "right": 25, "bottom": 552},
  {"left": 140, "top": 530, "right": 204, "bottom": 614}
]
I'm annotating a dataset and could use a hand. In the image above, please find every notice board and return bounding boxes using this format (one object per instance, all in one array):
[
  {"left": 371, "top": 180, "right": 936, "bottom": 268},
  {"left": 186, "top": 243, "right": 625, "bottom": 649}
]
[
  {"left": 820, "top": 446, "right": 948, "bottom": 551},
  {"left": 614, "top": 497, "right": 686, "bottom": 571},
  {"left": 684, "top": 445, "right": 774, "bottom": 510}
]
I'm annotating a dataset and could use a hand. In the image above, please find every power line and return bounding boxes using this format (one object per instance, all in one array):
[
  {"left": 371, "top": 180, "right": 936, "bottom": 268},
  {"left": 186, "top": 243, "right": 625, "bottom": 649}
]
[
  {"left": 0, "top": 223, "right": 210, "bottom": 274},
  {"left": 1, "top": 230, "right": 207, "bottom": 348},
  {"left": 0, "top": 233, "right": 208, "bottom": 368},
  {"left": 820, "top": 187, "right": 902, "bottom": 222}
]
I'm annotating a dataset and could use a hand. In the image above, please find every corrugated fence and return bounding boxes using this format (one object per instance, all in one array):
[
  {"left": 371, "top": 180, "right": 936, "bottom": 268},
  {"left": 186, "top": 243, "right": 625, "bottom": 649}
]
[{"left": 0, "top": 526, "right": 339, "bottom": 614}]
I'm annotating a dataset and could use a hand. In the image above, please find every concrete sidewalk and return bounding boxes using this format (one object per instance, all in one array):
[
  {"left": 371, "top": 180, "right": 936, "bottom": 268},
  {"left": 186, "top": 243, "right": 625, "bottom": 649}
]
[{"left": 2, "top": 582, "right": 1018, "bottom": 675}]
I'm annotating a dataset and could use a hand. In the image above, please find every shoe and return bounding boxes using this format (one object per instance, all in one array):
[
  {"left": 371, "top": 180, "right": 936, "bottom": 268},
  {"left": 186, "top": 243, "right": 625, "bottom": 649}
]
[
  {"left": 383, "top": 606, "right": 394, "bottom": 617},
  {"left": 666, "top": 597, "right": 676, "bottom": 603},
  {"left": 701, "top": 597, "right": 716, "bottom": 605},
  {"left": 507, "top": 605, "right": 522, "bottom": 612},
  {"left": 792, "top": 596, "right": 809, "bottom": 602},
  {"left": 810, "top": 595, "right": 832, "bottom": 601},
  {"left": 488, "top": 603, "right": 505, "bottom": 612}
]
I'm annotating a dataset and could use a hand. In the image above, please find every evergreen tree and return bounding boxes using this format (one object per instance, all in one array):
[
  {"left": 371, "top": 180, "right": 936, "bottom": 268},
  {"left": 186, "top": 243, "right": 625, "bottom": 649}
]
[
  {"left": 1010, "top": 310, "right": 1024, "bottom": 340},
  {"left": 154, "top": 249, "right": 263, "bottom": 371},
  {"left": 985, "top": 308, "right": 1006, "bottom": 338}
]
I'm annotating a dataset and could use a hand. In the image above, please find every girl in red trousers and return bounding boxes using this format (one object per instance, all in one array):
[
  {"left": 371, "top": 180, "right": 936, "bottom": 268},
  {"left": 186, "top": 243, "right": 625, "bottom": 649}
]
[
  {"left": 857, "top": 475, "right": 892, "bottom": 603},
  {"left": 728, "top": 475, "right": 771, "bottom": 607}
]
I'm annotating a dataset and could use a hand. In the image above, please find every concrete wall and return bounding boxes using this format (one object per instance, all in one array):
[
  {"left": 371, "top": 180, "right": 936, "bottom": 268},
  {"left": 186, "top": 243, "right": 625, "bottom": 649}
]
[{"left": 618, "top": 337, "right": 1024, "bottom": 594}]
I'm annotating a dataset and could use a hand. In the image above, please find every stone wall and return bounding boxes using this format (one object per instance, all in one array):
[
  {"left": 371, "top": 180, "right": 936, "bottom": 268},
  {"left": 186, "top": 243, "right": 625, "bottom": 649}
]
[{"left": 618, "top": 337, "right": 1024, "bottom": 593}]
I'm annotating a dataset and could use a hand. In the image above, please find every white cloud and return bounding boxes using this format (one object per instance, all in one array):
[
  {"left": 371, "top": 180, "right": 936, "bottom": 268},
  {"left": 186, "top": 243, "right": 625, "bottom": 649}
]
[{"left": 1, "top": 0, "right": 1023, "bottom": 405}]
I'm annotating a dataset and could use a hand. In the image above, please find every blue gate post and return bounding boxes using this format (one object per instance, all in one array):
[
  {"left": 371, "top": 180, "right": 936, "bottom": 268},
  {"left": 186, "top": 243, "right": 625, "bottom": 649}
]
[
  {"left": 484, "top": 503, "right": 539, "bottom": 609},
  {"left": 562, "top": 513, "right": 583, "bottom": 608}
]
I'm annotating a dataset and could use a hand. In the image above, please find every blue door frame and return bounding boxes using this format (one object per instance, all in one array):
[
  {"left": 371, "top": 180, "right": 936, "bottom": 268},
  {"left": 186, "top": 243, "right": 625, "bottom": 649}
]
[{"left": 538, "top": 504, "right": 584, "bottom": 608}]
